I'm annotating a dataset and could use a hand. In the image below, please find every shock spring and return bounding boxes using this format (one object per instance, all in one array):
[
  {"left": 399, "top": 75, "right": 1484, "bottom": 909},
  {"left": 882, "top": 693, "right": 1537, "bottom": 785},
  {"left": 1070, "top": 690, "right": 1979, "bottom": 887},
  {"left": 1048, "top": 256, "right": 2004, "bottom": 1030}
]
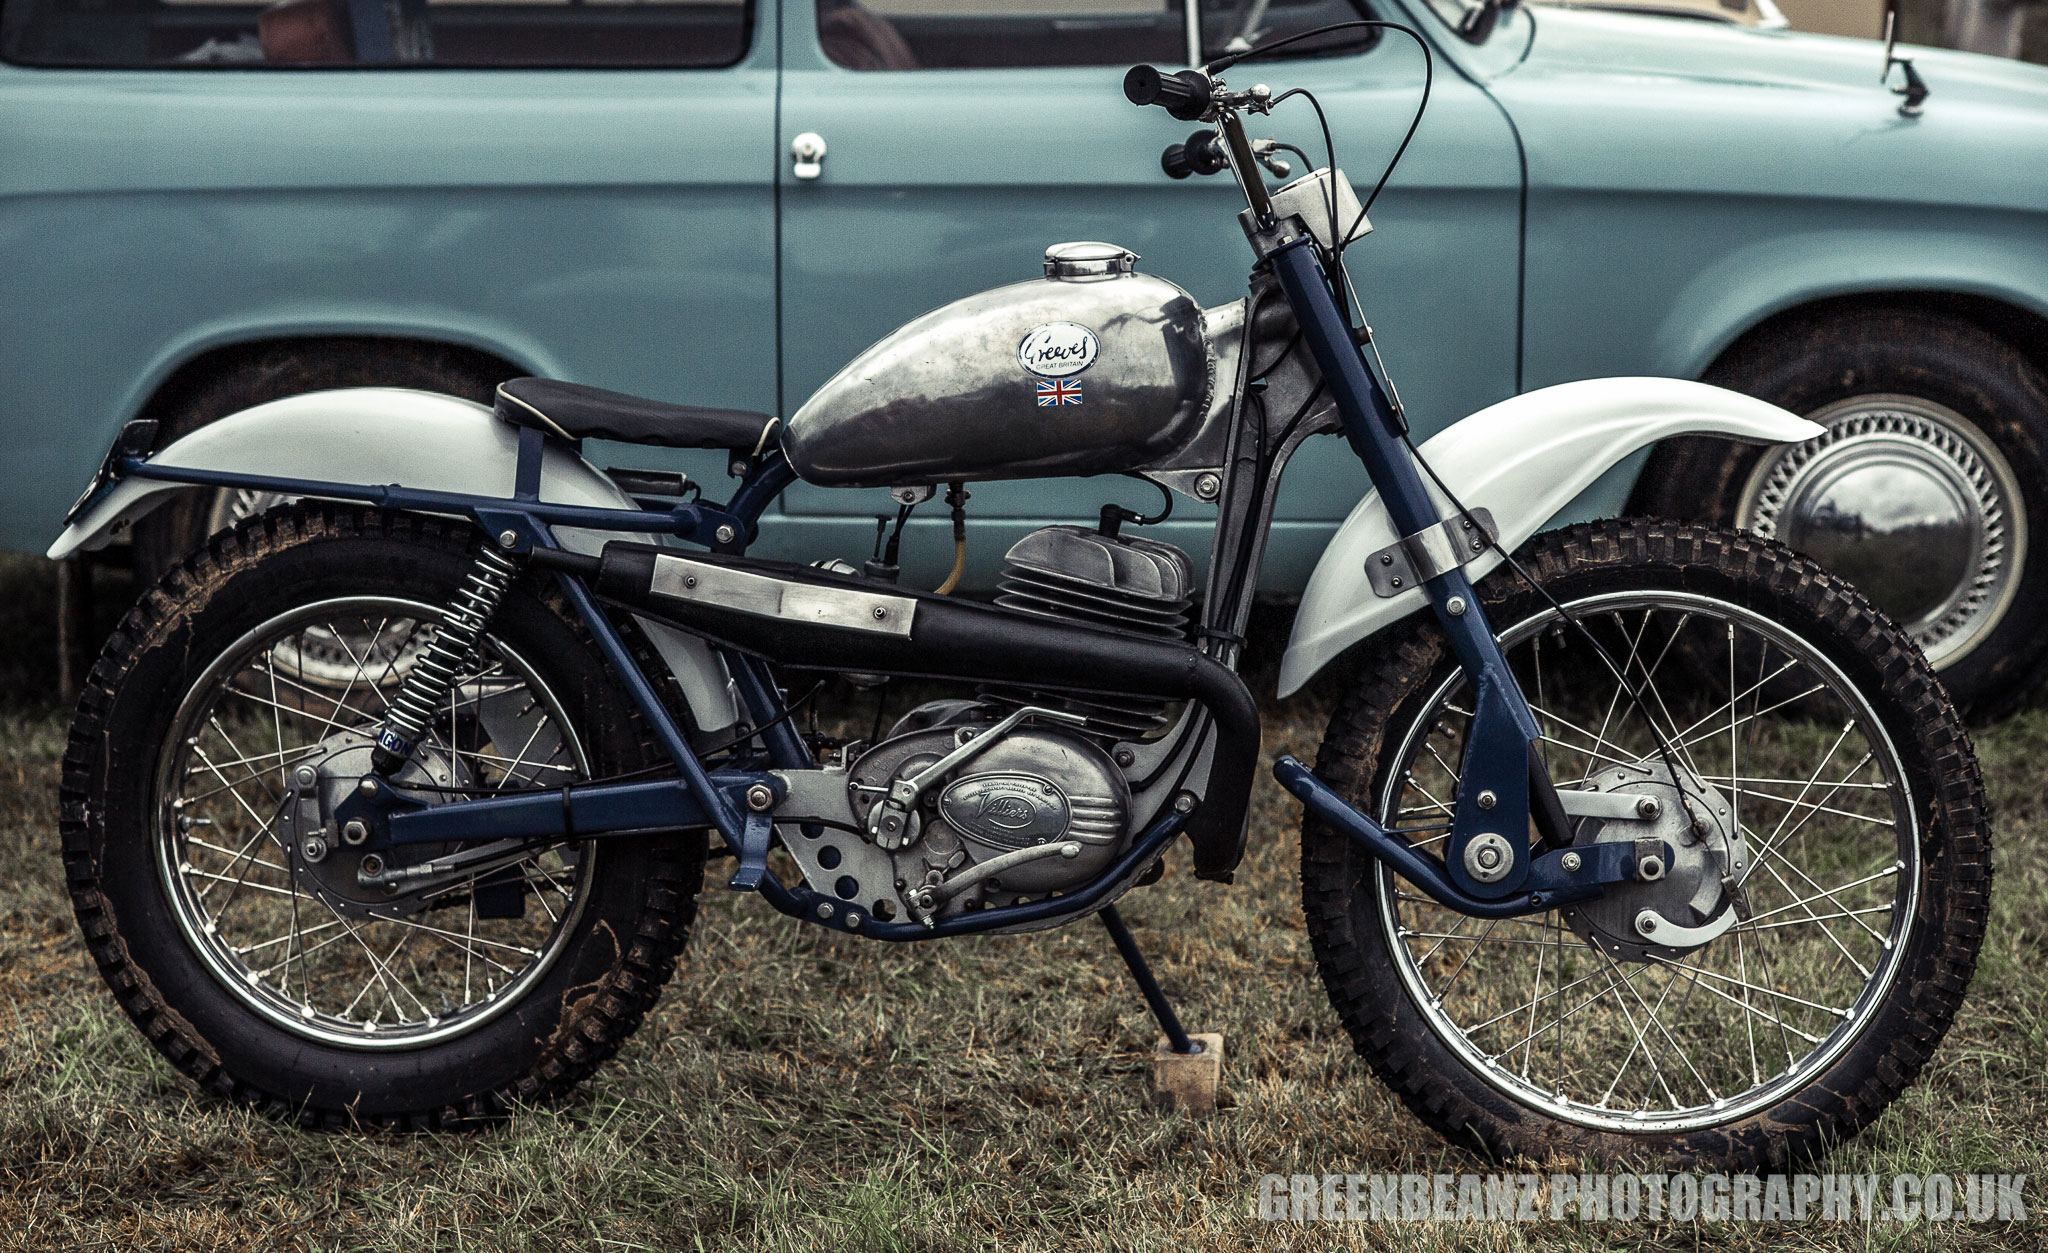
[{"left": 370, "top": 543, "right": 520, "bottom": 775}]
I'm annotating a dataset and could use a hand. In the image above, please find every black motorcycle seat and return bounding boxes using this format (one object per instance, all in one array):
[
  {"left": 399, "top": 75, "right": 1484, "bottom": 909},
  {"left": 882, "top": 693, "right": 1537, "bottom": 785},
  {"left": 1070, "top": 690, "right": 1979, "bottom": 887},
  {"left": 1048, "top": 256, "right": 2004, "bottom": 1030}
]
[{"left": 494, "top": 377, "right": 779, "bottom": 452}]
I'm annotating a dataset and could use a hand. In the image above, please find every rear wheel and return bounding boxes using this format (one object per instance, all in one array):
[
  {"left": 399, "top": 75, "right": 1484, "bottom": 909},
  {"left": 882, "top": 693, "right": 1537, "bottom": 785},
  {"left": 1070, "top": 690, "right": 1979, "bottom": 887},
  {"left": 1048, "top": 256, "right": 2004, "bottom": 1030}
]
[
  {"left": 62, "top": 504, "right": 703, "bottom": 1127},
  {"left": 1301, "top": 518, "right": 1991, "bottom": 1169}
]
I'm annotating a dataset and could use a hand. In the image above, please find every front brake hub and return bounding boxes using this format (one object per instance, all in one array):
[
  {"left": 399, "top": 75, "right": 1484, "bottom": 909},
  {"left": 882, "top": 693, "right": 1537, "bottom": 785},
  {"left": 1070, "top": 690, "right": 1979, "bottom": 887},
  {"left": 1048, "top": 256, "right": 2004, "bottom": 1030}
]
[
  {"left": 280, "top": 732, "right": 467, "bottom": 920},
  {"left": 1561, "top": 761, "right": 1749, "bottom": 963}
]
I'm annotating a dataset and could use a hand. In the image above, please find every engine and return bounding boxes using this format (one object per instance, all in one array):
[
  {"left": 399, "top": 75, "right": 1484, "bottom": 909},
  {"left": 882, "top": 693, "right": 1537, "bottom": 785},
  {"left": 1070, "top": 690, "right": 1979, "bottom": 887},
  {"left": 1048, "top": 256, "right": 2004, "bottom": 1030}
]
[
  {"left": 986, "top": 524, "right": 1195, "bottom": 740},
  {"left": 828, "top": 524, "right": 1196, "bottom": 925}
]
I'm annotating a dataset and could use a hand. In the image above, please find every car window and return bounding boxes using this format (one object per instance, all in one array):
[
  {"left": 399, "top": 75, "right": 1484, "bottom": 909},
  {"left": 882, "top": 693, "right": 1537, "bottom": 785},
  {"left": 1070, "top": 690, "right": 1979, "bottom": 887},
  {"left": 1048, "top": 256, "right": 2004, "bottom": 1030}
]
[
  {"left": 817, "top": 0, "right": 1188, "bottom": 71},
  {"left": 1198, "top": 0, "right": 1378, "bottom": 60},
  {"left": 0, "top": 0, "right": 750, "bottom": 67}
]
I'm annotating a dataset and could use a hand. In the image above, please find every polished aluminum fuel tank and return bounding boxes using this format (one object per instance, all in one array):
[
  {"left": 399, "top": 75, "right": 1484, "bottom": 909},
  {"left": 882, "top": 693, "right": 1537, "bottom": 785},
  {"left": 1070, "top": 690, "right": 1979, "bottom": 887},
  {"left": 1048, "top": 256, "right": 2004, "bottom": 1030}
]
[{"left": 782, "top": 243, "right": 1215, "bottom": 487}]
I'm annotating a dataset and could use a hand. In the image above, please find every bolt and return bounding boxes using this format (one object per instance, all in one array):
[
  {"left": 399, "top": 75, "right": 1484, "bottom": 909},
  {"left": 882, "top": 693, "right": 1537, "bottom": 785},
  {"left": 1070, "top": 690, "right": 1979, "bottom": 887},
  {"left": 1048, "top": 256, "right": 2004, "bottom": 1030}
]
[
  {"left": 1390, "top": 577, "right": 1402, "bottom": 588},
  {"left": 1476, "top": 846, "right": 1501, "bottom": 870},
  {"left": 684, "top": 575, "right": 698, "bottom": 589},
  {"left": 1636, "top": 797, "right": 1661, "bottom": 821},
  {"left": 360, "top": 853, "right": 385, "bottom": 876},
  {"left": 873, "top": 606, "right": 888, "bottom": 620},
  {"left": 1380, "top": 554, "right": 1394, "bottom": 566},
  {"left": 1172, "top": 793, "right": 1197, "bottom": 814},
  {"left": 1639, "top": 856, "right": 1665, "bottom": 881},
  {"left": 845, "top": 913, "right": 861, "bottom": 930},
  {"left": 1195, "top": 472, "right": 1221, "bottom": 500},
  {"left": 1471, "top": 539, "right": 1484, "bottom": 552},
  {"left": 359, "top": 778, "right": 380, "bottom": 797},
  {"left": 816, "top": 902, "right": 835, "bottom": 920},
  {"left": 296, "top": 766, "right": 318, "bottom": 787},
  {"left": 1446, "top": 596, "right": 1467, "bottom": 616},
  {"left": 715, "top": 524, "right": 737, "bottom": 545},
  {"left": 498, "top": 529, "right": 519, "bottom": 549},
  {"left": 745, "top": 783, "right": 775, "bottom": 813},
  {"left": 1476, "top": 789, "right": 1496, "bottom": 810},
  {"left": 1638, "top": 914, "right": 1659, "bottom": 935},
  {"left": 1560, "top": 851, "right": 1582, "bottom": 873},
  {"left": 301, "top": 836, "right": 328, "bottom": 863},
  {"left": 341, "top": 820, "right": 369, "bottom": 846},
  {"left": 1114, "top": 748, "right": 1135, "bottom": 768}
]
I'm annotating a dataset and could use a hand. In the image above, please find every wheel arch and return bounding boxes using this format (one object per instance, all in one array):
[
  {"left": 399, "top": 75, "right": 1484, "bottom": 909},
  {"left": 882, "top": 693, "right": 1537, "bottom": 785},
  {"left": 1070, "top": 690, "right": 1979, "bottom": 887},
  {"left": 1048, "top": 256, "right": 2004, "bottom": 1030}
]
[
  {"left": 1628, "top": 289, "right": 2048, "bottom": 515},
  {"left": 128, "top": 332, "right": 538, "bottom": 445}
]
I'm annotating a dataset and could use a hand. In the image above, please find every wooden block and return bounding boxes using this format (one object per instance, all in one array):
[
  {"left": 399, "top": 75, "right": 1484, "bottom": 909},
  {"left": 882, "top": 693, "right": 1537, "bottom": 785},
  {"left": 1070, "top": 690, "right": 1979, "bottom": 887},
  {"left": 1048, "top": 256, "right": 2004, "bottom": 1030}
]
[{"left": 1150, "top": 1032, "right": 1224, "bottom": 1115}]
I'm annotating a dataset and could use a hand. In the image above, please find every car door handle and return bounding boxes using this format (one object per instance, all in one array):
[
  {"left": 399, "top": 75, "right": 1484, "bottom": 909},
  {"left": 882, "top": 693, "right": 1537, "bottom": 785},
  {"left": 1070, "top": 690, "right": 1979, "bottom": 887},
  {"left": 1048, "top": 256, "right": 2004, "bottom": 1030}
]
[{"left": 791, "top": 132, "right": 827, "bottom": 181}]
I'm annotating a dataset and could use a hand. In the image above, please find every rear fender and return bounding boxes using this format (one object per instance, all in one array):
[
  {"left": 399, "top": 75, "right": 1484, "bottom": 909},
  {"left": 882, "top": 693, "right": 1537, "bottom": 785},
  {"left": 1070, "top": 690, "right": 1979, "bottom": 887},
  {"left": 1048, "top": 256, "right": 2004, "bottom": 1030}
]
[{"left": 49, "top": 387, "right": 740, "bottom": 730}]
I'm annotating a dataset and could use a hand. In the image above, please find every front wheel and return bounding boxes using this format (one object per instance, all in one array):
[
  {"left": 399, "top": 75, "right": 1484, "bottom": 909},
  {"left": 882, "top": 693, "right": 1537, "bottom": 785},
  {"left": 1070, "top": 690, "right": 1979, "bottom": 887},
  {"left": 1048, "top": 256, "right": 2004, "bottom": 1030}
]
[
  {"left": 61, "top": 505, "right": 704, "bottom": 1128},
  {"left": 1301, "top": 518, "right": 1991, "bottom": 1169}
]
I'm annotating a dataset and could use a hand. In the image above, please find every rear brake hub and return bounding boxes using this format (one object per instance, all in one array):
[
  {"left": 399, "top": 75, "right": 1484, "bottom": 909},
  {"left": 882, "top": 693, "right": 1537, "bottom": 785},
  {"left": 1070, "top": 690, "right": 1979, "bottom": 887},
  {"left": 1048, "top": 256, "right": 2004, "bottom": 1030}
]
[
  {"left": 280, "top": 732, "right": 466, "bottom": 920},
  {"left": 1561, "top": 761, "right": 1749, "bottom": 963}
]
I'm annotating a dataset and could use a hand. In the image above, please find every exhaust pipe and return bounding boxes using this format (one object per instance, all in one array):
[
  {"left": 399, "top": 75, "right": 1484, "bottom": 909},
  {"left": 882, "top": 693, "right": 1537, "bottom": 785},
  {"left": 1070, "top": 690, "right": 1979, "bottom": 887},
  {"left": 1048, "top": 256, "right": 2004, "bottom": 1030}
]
[{"left": 534, "top": 542, "right": 1261, "bottom": 881}]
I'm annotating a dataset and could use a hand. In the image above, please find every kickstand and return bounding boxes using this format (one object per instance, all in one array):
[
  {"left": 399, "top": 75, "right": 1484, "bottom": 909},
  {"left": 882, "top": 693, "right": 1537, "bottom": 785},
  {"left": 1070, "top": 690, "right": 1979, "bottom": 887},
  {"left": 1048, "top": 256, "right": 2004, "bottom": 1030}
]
[
  {"left": 1100, "top": 904, "right": 1194, "bottom": 1053},
  {"left": 1100, "top": 905, "right": 1226, "bottom": 1114}
]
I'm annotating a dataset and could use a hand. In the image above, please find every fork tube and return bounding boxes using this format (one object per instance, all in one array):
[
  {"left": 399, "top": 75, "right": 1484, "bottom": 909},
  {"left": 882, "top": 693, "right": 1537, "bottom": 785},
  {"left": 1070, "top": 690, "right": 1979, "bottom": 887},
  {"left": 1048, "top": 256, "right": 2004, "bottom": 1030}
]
[{"left": 1265, "top": 236, "right": 1535, "bottom": 742}]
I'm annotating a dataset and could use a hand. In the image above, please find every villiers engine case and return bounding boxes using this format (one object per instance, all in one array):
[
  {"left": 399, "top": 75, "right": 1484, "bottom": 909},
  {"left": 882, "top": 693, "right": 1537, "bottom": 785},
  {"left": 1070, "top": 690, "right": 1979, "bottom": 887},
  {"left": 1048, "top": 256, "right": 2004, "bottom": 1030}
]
[{"left": 782, "top": 242, "right": 1215, "bottom": 487}]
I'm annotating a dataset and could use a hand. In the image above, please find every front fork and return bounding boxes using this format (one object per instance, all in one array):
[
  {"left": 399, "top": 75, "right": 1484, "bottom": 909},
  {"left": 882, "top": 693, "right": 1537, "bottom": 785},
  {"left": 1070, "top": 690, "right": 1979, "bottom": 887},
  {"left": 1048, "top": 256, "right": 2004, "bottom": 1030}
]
[{"left": 1259, "top": 227, "right": 1667, "bottom": 915}]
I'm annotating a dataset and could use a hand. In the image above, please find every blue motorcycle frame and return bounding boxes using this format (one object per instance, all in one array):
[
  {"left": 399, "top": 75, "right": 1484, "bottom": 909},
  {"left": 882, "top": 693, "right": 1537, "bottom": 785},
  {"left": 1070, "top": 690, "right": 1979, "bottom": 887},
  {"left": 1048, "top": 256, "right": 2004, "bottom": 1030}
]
[{"left": 54, "top": 77, "right": 1678, "bottom": 947}]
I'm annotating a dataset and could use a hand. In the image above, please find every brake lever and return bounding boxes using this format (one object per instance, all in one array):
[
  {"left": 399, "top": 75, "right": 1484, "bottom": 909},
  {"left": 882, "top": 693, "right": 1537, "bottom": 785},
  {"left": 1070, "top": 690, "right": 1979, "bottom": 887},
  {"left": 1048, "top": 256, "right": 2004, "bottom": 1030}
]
[{"left": 1251, "top": 139, "right": 1292, "bottom": 180}]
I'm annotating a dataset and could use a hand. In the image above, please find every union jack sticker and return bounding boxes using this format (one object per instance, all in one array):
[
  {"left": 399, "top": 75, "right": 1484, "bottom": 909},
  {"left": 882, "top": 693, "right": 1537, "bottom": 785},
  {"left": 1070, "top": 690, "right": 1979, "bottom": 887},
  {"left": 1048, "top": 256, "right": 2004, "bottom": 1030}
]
[{"left": 1036, "top": 379, "right": 1083, "bottom": 407}]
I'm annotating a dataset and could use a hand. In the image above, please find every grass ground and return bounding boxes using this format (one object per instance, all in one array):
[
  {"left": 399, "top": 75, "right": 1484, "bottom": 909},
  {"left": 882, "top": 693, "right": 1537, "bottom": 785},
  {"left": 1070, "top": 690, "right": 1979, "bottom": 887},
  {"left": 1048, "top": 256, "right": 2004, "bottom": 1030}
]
[{"left": 0, "top": 553, "right": 2042, "bottom": 1251}]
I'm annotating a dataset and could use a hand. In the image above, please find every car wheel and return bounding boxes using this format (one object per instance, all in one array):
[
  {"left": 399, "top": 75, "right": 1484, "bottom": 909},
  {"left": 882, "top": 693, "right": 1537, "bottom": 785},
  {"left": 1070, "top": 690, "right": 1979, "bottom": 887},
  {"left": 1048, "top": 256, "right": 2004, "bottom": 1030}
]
[{"left": 1633, "top": 307, "right": 2048, "bottom": 720}]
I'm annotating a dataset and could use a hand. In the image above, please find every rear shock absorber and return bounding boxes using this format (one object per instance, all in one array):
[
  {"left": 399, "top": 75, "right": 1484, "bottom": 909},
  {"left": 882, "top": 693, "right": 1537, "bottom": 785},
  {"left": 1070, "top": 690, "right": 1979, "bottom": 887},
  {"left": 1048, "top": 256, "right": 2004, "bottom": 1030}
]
[{"left": 370, "top": 544, "right": 520, "bottom": 775}]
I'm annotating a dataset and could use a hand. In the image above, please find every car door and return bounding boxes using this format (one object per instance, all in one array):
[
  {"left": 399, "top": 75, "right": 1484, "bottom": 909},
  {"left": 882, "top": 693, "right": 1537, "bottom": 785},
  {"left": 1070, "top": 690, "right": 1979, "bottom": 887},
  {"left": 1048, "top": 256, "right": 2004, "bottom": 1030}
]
[
  {"left": 769, "top": 0, "right": 1522, "bottom": 590},
  {"left": 0, "top": 0, "right": 776, "bottom": 547}
]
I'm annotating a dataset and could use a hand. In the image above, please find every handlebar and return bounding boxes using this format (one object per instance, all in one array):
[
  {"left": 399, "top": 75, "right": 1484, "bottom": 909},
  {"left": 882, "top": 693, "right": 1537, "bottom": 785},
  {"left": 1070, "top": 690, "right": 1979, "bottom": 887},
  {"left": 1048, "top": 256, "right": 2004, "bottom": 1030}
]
[
  {"left": 1161, "top": 130, "right": 1229, "bottom": 180},
  {"left": 1123, "top": 65, "right": 1214, "bottom": 122},
  {"left": 1127, "top": 62, "right": 1276, "bottom": 225}
]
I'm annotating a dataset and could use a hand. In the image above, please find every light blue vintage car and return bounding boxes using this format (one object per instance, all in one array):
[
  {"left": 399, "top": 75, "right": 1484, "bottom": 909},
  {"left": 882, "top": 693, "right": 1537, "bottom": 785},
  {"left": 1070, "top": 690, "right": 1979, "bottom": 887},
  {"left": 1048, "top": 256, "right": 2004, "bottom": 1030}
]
[{"left": 3, "top": 0, "right": 2046, "bottom": 712}]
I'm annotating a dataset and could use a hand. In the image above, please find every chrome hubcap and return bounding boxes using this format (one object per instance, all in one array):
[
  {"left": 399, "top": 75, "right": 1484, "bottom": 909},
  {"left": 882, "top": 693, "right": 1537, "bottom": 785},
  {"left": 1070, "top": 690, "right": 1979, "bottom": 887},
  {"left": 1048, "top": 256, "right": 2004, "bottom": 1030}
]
[{"left": 1739, "top": 396, "right": 2024, "bottom": 669}]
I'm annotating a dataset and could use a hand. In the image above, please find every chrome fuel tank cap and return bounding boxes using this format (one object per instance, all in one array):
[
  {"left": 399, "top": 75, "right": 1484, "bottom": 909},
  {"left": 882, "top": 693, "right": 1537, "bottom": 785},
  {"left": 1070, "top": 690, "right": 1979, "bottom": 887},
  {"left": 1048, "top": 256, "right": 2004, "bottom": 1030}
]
[{"left": 1044, "top": 241, "right": 1138, "bottom": 282}]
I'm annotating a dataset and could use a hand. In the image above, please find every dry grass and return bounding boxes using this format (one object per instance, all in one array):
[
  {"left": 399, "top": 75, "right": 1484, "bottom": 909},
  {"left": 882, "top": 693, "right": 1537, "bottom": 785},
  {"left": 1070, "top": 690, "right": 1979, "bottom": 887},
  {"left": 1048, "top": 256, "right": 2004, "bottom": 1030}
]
[{"left": 0, "top": 555, "right": 2042, "bottom": 1251}]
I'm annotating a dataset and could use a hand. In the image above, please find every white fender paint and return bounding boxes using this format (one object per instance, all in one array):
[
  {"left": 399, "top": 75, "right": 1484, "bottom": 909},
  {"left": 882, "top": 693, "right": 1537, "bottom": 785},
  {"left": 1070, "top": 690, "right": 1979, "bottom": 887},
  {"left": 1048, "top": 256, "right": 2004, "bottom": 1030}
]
[
  {"left": 1276, "top": 377, "right": 1826, "bottom": 697},
  {"left": 49, "top": 388, "right": 741, "bottom": 730}
]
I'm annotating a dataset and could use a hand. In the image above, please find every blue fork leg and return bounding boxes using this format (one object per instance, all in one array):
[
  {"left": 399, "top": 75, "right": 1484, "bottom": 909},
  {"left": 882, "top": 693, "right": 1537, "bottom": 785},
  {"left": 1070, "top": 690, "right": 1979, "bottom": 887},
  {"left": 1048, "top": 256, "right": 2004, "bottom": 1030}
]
[{"left": 1265, "top": 235, "right": 1550, "bottom": 901}]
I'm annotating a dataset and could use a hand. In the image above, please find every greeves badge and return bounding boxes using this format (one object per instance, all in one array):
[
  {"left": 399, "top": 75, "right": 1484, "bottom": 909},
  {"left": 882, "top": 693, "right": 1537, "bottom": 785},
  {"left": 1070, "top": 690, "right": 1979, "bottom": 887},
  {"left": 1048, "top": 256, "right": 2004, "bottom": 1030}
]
[{"left": 1018, "top": 322, "right": 1099, "bottom": 378}]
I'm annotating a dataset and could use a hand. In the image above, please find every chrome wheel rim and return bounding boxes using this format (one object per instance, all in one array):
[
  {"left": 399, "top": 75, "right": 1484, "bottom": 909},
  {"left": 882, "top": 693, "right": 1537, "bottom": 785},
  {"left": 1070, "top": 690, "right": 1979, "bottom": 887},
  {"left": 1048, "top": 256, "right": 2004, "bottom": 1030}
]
[
  {"left": 154, "top": 596, "right": 592, "bottom": 1049},
  {"left": 1738, "top": 395, "right": 2024, "bottom": 669},
  {"left": 1372, "top": 592, "right": 1918, "bottom": 1133}
]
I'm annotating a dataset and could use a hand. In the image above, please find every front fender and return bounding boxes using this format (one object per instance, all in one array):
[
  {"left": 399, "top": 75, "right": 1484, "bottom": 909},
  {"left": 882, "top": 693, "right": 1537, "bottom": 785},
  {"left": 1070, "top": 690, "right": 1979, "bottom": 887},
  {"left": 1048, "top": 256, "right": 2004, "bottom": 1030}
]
[
  {"left": 1276, "top": 377, "right": 1824, "bottom": 697},
  {"left": 49, "top": 387, "right": 740, "bottom": 730}
]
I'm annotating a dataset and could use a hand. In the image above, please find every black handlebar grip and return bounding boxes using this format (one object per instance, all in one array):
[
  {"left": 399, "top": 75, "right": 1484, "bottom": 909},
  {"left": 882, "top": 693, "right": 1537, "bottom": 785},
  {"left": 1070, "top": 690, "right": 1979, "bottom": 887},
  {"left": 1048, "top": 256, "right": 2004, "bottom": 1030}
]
[
  {"left": 1123, "top": 65, "right": 1213, "bottom": 122},
  {"left": 1161, "top": 130, "right": 1229, "bottom": 179}
]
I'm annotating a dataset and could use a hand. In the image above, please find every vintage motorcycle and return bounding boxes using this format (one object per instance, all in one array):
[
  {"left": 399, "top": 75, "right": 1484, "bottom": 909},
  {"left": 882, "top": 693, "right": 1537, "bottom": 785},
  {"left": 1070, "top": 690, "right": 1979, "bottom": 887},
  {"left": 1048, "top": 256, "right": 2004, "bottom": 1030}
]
[{"left": 52, "top": 27, "right": 1988, "bottom": 1169}]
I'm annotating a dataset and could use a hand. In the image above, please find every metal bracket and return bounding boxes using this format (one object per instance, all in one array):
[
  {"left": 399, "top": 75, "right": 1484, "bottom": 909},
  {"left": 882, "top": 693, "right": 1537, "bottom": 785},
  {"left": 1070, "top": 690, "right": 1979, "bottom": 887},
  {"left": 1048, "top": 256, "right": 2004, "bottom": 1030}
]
[
  {"left": 648, "top": 553, "right": 917, "bottom": 638},
  {"left": 728, "top": 810, "right": 775, "bottom": 891},
  {"left": 1365, "top": 508, "right": 1497, "bottom": 597}
]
